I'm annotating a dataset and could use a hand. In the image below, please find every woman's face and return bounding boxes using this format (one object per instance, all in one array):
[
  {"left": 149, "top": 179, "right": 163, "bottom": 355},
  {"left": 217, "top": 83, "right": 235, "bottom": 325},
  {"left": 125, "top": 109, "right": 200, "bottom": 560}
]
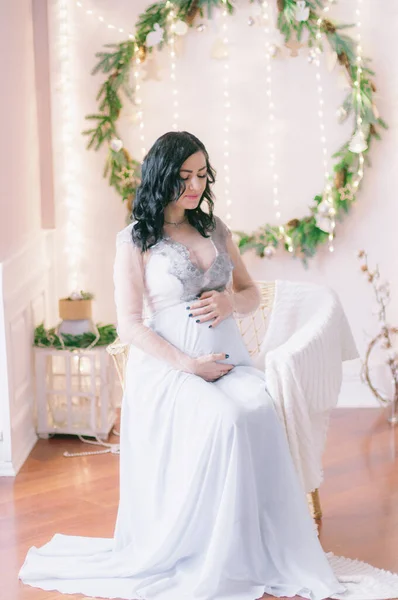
[{"left": 176, "top": 151, "right": 208, "bottom": 209}]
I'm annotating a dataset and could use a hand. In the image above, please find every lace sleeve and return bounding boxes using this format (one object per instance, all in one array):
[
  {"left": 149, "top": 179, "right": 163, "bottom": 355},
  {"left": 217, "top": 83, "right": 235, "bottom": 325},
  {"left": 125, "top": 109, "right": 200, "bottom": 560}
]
[
  {"left": 113, "top": 227, "right": 196, "bottom": 373},
  {"left": 216, "top": 217, "right": 261, "bottom": 317}
]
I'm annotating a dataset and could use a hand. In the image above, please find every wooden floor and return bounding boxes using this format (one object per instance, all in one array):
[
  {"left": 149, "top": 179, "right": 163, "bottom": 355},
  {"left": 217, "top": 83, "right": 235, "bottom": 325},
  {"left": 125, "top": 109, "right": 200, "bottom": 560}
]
[{"left": 1, "top": 407, "right": 397, "bottom": 600}]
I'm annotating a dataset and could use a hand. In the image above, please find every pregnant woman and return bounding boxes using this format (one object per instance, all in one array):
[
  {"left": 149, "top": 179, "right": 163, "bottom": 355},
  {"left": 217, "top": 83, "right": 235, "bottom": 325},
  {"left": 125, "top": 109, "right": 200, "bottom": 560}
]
[{"left": 19, "top": 131, "right": 348, "bottom": 600}]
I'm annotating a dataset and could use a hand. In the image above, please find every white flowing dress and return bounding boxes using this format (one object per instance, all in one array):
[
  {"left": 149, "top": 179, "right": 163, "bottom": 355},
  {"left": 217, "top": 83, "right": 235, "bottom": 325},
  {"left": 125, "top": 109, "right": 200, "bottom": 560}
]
[{"left": 19, "top": 215, "right": 348, "bottom": 600}]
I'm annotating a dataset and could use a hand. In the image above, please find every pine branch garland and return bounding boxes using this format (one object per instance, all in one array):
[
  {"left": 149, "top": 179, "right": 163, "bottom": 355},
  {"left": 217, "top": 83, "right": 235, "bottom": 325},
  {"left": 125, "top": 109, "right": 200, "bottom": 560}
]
[{"left": 83, "top": 0, "right": 387, "bottom": 263}]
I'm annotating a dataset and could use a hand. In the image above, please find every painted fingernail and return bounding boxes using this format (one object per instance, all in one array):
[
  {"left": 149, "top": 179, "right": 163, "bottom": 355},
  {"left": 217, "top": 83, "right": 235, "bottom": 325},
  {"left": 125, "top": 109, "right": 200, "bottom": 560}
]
[
  {"left": 196, "top": 319, "right": 200, "bottom": 323},
  {"left": 225, "top": 354, "right": 230, "bottom": 358},
  {"left": 186, "top": 306, "right": 190, "bottom": 310},
  {"left": 208, "top": 325, "right": 212, "bottom": 328},
  {"left": 188, "top": 313, "right": 193, "bottom": 317}
]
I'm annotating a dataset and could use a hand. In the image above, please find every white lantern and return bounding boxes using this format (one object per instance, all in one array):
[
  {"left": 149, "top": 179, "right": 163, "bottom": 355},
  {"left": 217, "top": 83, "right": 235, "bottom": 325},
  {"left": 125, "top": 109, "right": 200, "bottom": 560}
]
[{"left": 35, "top": 347, "right": 117, "bottom": 440}]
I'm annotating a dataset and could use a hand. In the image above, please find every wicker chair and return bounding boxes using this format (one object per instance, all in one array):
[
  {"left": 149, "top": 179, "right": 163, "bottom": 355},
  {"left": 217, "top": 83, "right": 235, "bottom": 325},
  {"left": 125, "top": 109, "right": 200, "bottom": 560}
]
[{"left": 107, "top": 280, "right": 322, "bottom": 521}]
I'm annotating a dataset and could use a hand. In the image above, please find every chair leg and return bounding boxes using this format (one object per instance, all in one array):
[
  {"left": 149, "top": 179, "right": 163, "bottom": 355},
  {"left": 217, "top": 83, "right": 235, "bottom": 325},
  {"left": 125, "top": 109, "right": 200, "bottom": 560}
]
[{"left": 310, "top": 488, "right": 322, "bottom": 520}]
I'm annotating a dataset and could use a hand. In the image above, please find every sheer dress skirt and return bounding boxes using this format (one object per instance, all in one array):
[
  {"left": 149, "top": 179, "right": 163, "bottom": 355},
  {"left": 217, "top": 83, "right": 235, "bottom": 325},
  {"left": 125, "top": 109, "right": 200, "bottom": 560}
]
[{"left": 19, "top": 301, "right": 345, "bottom": 600}]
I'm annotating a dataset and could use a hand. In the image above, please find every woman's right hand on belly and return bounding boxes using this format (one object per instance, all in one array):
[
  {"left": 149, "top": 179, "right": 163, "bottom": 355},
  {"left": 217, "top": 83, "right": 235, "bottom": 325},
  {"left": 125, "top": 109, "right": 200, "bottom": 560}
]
[{"left": 191, "top": 353, "right": 235, "bottom": 382}]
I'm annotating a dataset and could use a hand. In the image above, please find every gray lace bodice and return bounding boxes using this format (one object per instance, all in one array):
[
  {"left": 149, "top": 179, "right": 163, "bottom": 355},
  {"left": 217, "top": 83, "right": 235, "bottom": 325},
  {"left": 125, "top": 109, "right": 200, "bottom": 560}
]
[
  {"left": 149, "top": 230, "right": 234, "bottom": 302},
  {"left": 116, "top": 215, "right": 235, "bottom": 314}
]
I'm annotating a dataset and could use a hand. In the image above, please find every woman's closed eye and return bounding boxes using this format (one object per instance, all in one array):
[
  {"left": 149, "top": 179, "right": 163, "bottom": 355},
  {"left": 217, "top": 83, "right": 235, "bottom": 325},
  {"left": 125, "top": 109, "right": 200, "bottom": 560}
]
[{"left": 181, "top": 175, "right": 207, "bottom": 181}]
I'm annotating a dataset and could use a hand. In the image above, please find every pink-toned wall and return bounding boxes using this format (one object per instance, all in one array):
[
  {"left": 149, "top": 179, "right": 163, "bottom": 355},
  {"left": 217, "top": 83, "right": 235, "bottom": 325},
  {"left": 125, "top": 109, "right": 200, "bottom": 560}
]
[{"left": 0, "top": 0, "right": 42, "bottom": 261}]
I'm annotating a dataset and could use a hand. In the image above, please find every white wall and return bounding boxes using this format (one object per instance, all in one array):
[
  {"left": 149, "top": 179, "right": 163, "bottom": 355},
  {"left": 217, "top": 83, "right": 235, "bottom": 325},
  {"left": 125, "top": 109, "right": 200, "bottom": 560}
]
[
  {"left": 47, "top": 0, "right": 398, "bottom": 406},
  {"left": 0, "top": 0, "right": 55, "bottom": 475}
]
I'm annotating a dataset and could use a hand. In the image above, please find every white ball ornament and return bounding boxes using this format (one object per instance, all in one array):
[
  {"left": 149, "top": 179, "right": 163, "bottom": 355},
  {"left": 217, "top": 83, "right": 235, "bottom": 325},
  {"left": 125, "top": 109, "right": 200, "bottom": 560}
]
[
  {"left": 174, "top": 20, "right": 188, "bottom": 36},
  {"left": 349, "top": 129, "right": 368, "bottom": 153},
  {"left": 315, "top": 216, "right": 334, "bottom": 233},
  {"left": 110, "top": 138, "right": 123, "bottom": 152},
  {"left": 317, "top": 201, "right": 331, "bottom": 216},
  {"left": 264, "top": 245, "right": 276, "bottom": 258}
]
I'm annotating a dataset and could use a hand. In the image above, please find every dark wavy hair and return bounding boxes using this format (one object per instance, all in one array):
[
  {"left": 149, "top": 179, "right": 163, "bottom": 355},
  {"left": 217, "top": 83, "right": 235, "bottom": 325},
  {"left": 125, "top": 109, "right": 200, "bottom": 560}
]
[{"left": 131, "top": 131, "right": 217, "bottom": 252}]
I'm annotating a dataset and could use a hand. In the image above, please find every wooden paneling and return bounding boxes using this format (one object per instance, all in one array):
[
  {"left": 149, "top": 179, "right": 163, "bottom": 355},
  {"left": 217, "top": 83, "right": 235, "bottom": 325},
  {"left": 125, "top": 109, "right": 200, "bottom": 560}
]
[{"left": 0, "top": 230, "right": 55, "bottom": 476}]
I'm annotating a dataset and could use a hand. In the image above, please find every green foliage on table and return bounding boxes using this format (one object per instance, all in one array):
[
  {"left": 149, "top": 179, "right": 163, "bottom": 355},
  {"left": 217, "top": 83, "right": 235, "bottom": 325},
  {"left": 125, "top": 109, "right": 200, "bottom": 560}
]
[{"left": 34, "top": 323, "right": 118, "bottom": 351}]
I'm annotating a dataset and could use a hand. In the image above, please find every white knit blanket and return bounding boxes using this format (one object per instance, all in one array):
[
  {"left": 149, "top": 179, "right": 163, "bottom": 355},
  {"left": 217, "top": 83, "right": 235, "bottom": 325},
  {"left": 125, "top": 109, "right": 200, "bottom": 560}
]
[
  {"left": 252, "top": 279, "right": 359, "bottom": 494},
  {"left": 250, "top": 281, "right": 398, "bottom": 597}
]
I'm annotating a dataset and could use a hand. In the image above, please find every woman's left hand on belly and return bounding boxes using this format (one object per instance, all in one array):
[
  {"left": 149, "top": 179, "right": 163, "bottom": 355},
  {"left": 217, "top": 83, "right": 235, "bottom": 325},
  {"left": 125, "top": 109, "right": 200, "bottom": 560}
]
[{"left": 186, "top": 290, "right": 233, "bottom": 328}]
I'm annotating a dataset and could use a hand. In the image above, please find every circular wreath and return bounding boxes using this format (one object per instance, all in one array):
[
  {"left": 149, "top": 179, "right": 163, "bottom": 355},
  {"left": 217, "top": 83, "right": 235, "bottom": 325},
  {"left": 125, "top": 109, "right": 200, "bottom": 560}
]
[{"left": 83, "top": 0, "right": 387, "bottom": 263}]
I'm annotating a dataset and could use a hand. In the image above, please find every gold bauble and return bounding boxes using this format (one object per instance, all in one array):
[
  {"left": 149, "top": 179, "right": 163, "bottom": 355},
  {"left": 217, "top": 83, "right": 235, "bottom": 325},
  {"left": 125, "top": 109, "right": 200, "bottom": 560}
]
[
  {"left": 186, "top": 0, "right": 199, "bottom": 25},
  {"left": 137, "top": 45, "right": 147, "bottom": 62},
  {"left": 334, "top": 170, "right": 345, "bottom": 189}
]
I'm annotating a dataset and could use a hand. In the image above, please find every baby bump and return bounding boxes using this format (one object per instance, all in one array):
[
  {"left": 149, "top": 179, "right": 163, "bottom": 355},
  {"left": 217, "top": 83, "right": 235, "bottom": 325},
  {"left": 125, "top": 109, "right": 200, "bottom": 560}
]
[{"left": 148, "top": 302, "right": 253, "bottom": 368}]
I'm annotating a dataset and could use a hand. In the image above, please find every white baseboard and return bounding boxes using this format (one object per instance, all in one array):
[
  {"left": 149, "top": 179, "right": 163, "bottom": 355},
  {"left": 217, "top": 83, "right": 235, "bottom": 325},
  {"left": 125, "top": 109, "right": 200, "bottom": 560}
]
[
  {"left": 0, "top": 462, "right": 17, "bottom": 477},
  {"left": 0, "top": 428, "right": 37, "bottom": 476},
  {"left": 338, "top": 358, "right": 380, "bottom": 408}
]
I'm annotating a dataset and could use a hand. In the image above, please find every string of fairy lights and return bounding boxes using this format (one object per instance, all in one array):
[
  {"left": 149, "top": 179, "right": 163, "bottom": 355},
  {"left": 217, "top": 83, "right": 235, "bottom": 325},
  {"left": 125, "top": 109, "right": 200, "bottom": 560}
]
[
  {"left": 221, "top": 0, "right": 232, "bottom": 225},
  {"left": 56, "top": 0, "right": 83, "bottom": 291},
  {"left": 314, "top": 0, "right": 336, "bottom": 253},
  {"left": 75, "top": 1, "right": 147, "bottom": 157},
  {"left": 75, "top": 0, "right": 134, "bottom": 37},
  {"left": 58, "top": 0, "right": 367, "bottom": 282},
  {"left": 167, "top": 3, "right": 180, "bottom": 131},
  {"left": 261, "top": 1, "right": 291, "bottom": 255},
  {"left": 354, "top": 0, "right": 365, "bottom": 191},
  {"left": 133, "top": 45, "right": 147, "bottom": 159}
]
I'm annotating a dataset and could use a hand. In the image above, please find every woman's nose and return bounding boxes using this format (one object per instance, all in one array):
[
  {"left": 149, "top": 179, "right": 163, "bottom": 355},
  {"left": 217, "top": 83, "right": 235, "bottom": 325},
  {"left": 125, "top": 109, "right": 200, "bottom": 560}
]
[{"left": 189, "top": 177, "right": 203, "bottom": 191}]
